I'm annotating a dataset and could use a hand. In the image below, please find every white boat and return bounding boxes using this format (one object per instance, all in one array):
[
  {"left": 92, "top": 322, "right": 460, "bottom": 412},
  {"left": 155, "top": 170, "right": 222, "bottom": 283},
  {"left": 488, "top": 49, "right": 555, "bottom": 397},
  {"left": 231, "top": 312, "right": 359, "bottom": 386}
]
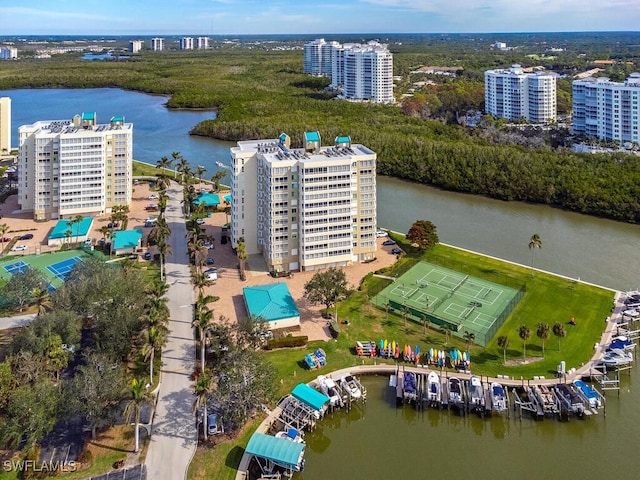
[
  {"left": 427, "top": 371, "right": 441, "bottom": 404},
  {"left": 317, "top": 375, "right": 343, "bottom": 408},
  {"left": 448, "top": 377, "right": 463, "bottom": 405},
  {"left": 340, "top": 375, "right": 362, "bottom": 400},
  {"left": 275, "top": 427, "right": 305, "bottom": 444},
  {"left": 573, "top": 380, "right": 602, "bottom": 409},
  {"left": 602, "top": 348, "right": 634, "bottom": 367},
  {"left": 490, "top": 382, "right": 508, "bottom": 413},
  {"left": 469, "top": 376, "right": 485, "bottom": 408},
  {"left": 607, "top": 335, "right": 635, "bottom": 352}
]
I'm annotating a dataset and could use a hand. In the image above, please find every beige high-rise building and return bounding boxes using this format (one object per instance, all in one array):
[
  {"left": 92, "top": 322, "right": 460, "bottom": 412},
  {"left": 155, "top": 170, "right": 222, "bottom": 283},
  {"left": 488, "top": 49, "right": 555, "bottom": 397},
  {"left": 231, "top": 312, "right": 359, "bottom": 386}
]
[
  {"left": 18, "top": 113, "right": 133, "bottom": 220},
  {"left": 0, "top": 97, "right": 10, "bottom": 154},
  {"left": 230, "top": 131, "right": 377, "bottom": 274}
]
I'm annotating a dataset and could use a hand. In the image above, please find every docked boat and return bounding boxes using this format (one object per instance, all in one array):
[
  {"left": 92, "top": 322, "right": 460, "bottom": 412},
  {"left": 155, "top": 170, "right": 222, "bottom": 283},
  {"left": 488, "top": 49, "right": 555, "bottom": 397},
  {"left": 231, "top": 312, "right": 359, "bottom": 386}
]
[
  {"left": 427, "top": 371, "right": 441, "bottom": 404},
  {"left": 573, "top": 379, "right": 602, "bottom": 410},
  {"left": 403, "top": 371, "right": 417, "bottom": 402},
  {"left": 601, "top": 348, "right": 633, "bottom": 367},
  {"left": 340, "top": 375, "right": 363, "bottom": 400},
  {"left": 490, "top": 382, "right": 508, "bottom": 413},
  {"left": 448, "top": 377, "right": 463, "bottom": 406},
  {"left": 469, "top": 376, "right": 485, "bottom": 408},
  {"left": 317, "top": 375, "right": 343, "bottom": 408},
  {"left": 246, "top": 432, "right": 305, "bottom": 477},
  {"left": 532, "top": 385, "right": 559, "bottom": 416},
  {"left": 607, "top": 335, "right": 635, "bottom": 352},
  {"left": 275, "top": 427, "right": 305, "bottom": 444},
  {"left": 554, "top": 383, "right": 586, "bottom": 417}
]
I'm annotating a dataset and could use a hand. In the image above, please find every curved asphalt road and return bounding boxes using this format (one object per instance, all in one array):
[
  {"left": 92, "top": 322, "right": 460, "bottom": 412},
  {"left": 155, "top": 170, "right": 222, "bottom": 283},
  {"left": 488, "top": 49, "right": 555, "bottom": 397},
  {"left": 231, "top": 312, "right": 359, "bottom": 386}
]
[{"left": 145, "top": 182, "right": 197, "bottom": 479}]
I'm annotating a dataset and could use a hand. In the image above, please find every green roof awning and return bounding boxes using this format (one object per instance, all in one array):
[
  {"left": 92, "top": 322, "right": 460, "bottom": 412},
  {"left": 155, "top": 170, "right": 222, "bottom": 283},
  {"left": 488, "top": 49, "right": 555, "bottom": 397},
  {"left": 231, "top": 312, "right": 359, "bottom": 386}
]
[
  {"left": 246, "top": 433, "right": 305, "bottom": 470},
  {"left": 291, "top": 383, "right": 329, "bottom": 411}
]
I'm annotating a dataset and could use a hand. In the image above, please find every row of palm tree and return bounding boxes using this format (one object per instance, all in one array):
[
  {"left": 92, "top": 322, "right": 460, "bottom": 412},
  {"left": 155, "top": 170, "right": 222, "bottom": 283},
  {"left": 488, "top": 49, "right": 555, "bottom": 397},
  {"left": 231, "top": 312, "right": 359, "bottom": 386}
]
[{"left": 497, "top": 321, "right": 566, "bottom": 364}]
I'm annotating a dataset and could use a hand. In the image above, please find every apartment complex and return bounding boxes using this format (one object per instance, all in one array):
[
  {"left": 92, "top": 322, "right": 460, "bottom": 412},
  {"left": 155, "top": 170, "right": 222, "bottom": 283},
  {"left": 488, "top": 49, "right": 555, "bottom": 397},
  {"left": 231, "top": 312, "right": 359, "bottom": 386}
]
[
  {"left": 0, "top": 97, "right": 10, "bottom": 154},
  {"left": 485, "top": 64, "right": 557, "bottom": 123},
  {"left": 572, "top": 73, "right": 640, "bottom": 143},
  {"left": 129, "top": 40, "right": 144, "bottom": 53},
  {"left": 18, "top": 113, "right": 133, "bottom": 221},
  {"left": 0, "top": 47, "right": 18, "bottom": 60},
  {"left": 230, "top": 132, "right": 377, "bottom": 274},
  {"left": 180, "top": 37, "right": 194, "bottom": 50},
  {"left": 151, "top": 38, "right": 165, "bottom": 51},
  {"left": 303, "top": 39, "right": 394, "bottom": 104},
  {"left": 197, "top": 37, "right": 209, "bottom": 50}
]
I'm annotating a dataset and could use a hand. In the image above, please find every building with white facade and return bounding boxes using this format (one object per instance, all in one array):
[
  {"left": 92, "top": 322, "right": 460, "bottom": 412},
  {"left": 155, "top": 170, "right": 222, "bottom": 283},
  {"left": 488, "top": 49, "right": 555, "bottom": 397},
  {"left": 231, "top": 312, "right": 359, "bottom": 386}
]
[
  {"left": 0, "top": 47, "right": 18, "bottom": 60},
  {"left": 572, "top": 73, "right": 640, "bottom": 143},
  {"left": 129, "top": 40, "right": 144, "bottom": 53},
  {"left": 18, "top": 113, "right": 133, "bottom": 221},
  {"left": 0, "top": 97, "right": 10, "bottom": 154},
  {"left": 197, "top": 37, "right": 209, "bottom": 50},
  {"left": 485, "top": 64, "right": 557, "bottom": 123},
  {"left": 180, "top": 37, "right": 194, "bottom": 50},
  {"left": 230, "top": 132, "right": 377, "bottom": 274},
  {"left": 151, "top": 38, "right": 165, "bottom": 51},
  {"left": 304, "top": 39, "right": 394, "bottom": 104}
]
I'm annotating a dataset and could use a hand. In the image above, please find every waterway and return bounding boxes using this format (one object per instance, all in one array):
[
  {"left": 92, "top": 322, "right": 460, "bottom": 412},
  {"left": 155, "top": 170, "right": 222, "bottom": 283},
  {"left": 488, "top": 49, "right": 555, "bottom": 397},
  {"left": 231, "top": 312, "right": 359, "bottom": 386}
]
[{"left": 2, "top": 88, "right": 640, "bottom": 479}]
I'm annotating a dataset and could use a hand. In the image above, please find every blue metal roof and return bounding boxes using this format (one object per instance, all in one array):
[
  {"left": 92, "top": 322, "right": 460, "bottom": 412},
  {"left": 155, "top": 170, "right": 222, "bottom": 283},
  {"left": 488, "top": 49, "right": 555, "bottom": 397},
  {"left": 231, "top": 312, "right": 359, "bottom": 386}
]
[
  {"left": 49, "top": 218, "right": 93, "bottom": 240},
  {"left": 82, "top": 112, "right": 95, "bottom": 121},
  {"left": 112, "top": 229, "right": 143, "bottom": 250},
  {"left": 291, "top": 383, "right": 329, "bottom": 411},
  {"left": 243, "top": 283, "right": 299, "bottom": 322},
  {"left": 246, "top": 432, "right": 305, "bottom": 470},
  {"left": 335, "top": 136, "right": 351, "bottom": 144},
  {"left": 304, "top": 131, "right": 320, "bottom": 142}
]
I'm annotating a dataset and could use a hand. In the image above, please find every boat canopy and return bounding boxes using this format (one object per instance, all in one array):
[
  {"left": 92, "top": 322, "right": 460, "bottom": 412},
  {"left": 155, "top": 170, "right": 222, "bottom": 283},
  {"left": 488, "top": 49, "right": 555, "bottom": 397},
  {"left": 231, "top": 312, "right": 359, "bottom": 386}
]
[
  {"left": 246, "top": 432, "right": 305, "bottom": 469},
  {"left": 292, "top": 383, "right": 330, "bottom": 411}
]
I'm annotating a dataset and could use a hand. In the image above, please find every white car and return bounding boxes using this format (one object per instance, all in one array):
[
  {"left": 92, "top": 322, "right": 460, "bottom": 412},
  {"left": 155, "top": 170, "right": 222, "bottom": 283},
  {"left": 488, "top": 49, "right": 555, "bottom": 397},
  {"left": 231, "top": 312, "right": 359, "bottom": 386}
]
[
  {"left": 148, "top": 194, "right": 159, "bottom": 200},
  {"left": 11, "top": 244, "right": 27, "bottom": 252},
  {"left": 204, "top": 267, "right": 218, "bottom": 280},
  {"left": 376, "top": 230, "right": 388, "bottom": 237},
  {"left": 196, "top": 218, "right": 206, "bottom": 225},
  {"left": 84, "top": 237, "right": 93, "bottom": 245}
]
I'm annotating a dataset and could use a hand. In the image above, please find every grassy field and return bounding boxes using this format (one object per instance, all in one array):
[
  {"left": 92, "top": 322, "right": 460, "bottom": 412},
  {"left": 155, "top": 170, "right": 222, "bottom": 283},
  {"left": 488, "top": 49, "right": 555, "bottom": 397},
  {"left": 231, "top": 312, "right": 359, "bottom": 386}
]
[{"left": 187, "top": 235, "right": 614, "bottom": 479}]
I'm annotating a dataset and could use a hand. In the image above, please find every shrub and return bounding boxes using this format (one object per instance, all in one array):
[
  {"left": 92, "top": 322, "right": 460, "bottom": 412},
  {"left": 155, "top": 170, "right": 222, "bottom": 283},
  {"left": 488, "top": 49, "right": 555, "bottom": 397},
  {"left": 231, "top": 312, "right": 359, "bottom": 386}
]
[{"left": 264, "top": 335, "right": 308, "bottom": 350}]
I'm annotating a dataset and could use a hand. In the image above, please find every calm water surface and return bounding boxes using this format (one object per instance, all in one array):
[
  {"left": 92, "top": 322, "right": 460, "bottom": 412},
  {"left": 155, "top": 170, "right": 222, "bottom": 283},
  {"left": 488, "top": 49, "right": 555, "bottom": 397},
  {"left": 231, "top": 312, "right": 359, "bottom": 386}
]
[{"left": 3, "top": 88, "right": 640, "bottom": 479}]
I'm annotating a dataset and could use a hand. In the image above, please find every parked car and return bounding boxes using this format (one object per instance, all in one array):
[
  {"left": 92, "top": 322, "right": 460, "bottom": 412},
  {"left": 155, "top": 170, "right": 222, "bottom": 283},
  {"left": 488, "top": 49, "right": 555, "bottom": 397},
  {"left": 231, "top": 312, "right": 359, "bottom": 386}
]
[
  {"left": 203, "top": 241, "right": 214, "bottom": 250},
  {"left": 145, "top": 204, "right": 158, "bottom": 211},
  {"left": 107, "top": 222, "right": 119, "bottom": 229},
  {"left": 391, "top": 247, "right": 404, "bottom": 255},
  {"left": 19, "top": 233, "right": 34, "bottom": 240},
  {"left": 84, "top": 238, "right": 93, "bottom": 245},
  {"left": 376, "top": 230, "right": 388, "bottom": 237},
  {"left": 11, "top": 244, "right": 27, "bottom": 252},
  {"left": 204, "top": 267, "right": 218, "bottom": 281},
  {"left": 382, "top": 239, "right": 396, "bottom": 246},
  {"left": 143, "top": 251, "right": 152, "bottom": 260},
  {"left": 196, "top": 218, "right": 206, "bottom": 225},
  {"left": 221, "top": 235, "right": 228, "bottom": 244},
  {"left": 148, "top": 194, "right": 159, "bottom": 200},
  {"left": 0, "top": 237, "right": 11, "bottom": 243},
  {"left": 206, "top": 257, "right": 215, "bottom": 265},
  {"left": 98, "top": 238, "right": 106, "bottom": 246},
  {"left": 207, "top": 413, "right": 223, "bottom": 436}
]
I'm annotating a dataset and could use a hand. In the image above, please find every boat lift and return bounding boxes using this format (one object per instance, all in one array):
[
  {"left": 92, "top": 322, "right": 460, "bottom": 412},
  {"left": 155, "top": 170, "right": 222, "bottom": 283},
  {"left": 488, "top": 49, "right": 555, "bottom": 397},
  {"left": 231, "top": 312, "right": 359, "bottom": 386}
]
[{"left": 512, "top": 386, "right": 544, "bottom": 420}]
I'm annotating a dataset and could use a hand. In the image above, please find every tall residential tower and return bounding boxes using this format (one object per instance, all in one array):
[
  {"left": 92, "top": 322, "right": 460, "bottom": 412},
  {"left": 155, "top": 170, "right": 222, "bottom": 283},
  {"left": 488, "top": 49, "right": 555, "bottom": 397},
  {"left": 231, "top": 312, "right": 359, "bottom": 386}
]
[
  {"left": 0, "top": 97, "right": 10, "bottom": 154},
  {"left": 18, "top": 113, "right": 133, "bottom": 220},
  {"left": 230, "top": 132, "right": 377, "bottom": 273}
]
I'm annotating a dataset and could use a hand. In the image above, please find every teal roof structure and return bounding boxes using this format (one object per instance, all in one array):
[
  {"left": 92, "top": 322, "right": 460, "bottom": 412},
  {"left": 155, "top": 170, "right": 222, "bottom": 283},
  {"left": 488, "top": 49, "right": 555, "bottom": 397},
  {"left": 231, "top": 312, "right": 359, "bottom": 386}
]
[
  {"left": 49, "top": 218, "right": 94, "bottom": 240},
  {"left": 112, "top": 229, "right": 143, "bottom": 250},
  {"left": 193, "top": 192, "right": 220, "bottom": 206},
  {"left": 246, "top": 433, "right": 305, "bottom": 470},
  {"left": 110, "top": 116, "right": 125, "bottom": 123},
  {"left": 82, "top": 112, "right": 95, "bottom": 121},
  {"left": 223, "top": 194, "right": 232, "bottom": 203},
  {"left": 304, "top": 131, "right": 320, "bottom": 142},
  {"left": 243, "top": 283, "right": 299, "bottom": 322},
  {"left": 335, "top": 135, "right": 351, "bottom": 144},
  {"left": 291, "top": 383, "right": 330, "bottom": 411}
]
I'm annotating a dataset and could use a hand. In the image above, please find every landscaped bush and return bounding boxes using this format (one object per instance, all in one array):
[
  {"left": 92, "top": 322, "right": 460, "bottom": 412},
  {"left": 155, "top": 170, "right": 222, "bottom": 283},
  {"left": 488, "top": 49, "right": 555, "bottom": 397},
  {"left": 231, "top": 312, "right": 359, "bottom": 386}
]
[{"left": 264, "top": 335, "right": 308, "bottom": 350}]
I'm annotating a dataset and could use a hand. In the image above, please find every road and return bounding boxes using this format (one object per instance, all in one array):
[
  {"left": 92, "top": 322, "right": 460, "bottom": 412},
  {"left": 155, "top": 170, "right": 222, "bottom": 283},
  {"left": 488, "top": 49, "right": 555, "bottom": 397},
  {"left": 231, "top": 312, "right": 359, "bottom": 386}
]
[
  {"left": 0, "top": 313, "right": 35, "bottom": 330},
  {"left": 145, "top": 182, "right": 197, "bottom": 480}
]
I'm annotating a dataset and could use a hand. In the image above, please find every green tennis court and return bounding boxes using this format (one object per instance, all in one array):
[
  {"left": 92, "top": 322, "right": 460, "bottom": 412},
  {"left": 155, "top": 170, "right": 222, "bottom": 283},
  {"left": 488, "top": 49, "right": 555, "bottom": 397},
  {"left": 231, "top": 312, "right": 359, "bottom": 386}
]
[
  {"left": 0, "top": 249, "right": 98, "bottom": 289},
  {"left": 373, "top": 261, "right": 525, "bottom": 346}
]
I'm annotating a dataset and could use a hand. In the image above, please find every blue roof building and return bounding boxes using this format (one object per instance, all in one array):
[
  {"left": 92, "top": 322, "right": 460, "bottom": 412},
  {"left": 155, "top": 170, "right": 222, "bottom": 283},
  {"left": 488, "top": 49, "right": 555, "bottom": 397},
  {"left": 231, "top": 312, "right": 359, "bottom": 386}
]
[
  {"left": 243, "top": 282, "right": 300, "bottom": 330},
  {"left": 111, "top": 229, "right": 143, "bottom": 255},
  {"left": 47, "top": 217, "right": 94, "bottom": 246}
]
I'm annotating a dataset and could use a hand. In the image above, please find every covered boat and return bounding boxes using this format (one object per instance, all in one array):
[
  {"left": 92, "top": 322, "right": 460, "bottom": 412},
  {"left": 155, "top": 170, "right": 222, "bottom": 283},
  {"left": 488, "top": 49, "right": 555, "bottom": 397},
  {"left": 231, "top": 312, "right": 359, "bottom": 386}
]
[
  {"left": 490, "top": 382, "right": 507, "bottom": 413},
  {"left": 427, "top": 371, "right": 441, "bottom": 404},
  {"left": 246, "top": 432, "right": 305, "bottom": 476},
  {"left": 573, "top": 379, "right": 602, "bottom": 409}
]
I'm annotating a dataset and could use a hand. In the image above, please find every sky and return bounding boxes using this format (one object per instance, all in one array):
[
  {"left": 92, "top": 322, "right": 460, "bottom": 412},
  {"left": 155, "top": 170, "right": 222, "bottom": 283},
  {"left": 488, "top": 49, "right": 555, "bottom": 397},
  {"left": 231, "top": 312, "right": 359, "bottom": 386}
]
[{"left": 0, "top": 0, "right": 639, "bottom": 36}]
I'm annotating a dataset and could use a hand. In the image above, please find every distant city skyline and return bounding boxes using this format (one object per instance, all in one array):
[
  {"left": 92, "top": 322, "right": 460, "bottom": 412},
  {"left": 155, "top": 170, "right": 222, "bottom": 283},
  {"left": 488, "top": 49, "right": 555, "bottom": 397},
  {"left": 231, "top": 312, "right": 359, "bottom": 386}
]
[{"left": 0, "top": 1, "right": 639, "bottom": 36}]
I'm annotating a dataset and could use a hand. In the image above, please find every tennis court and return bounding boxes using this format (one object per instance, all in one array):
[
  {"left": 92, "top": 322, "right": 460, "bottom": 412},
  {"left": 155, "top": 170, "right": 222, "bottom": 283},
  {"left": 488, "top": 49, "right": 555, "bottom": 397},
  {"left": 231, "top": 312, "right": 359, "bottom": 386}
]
[
  {"left": 4, "top": 260, "right": 29, "bottom": 276},
  {"left": 374, "top": 261, "right": 525, "bottom": 346},
  {"left": 47, "top": 256, "right": 83, "bottom": 281}
]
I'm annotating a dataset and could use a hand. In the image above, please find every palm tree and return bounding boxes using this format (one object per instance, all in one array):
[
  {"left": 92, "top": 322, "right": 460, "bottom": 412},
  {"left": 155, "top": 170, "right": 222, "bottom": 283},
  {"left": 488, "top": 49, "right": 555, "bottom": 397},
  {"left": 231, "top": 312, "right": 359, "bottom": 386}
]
[
  {"left": 196, "top": 165, "right": 207, "bottom": 189},
  {"left": 192, "top": 270, "right": 214, "bottom": 295},
  {"left": 440, "top": 324, "right": 452, "bottom": 346},
  {"left": 193, "top": 373, "right": 212, "bottom": 442},
  {"left": 0, "top": 223, "right": 9, "bottom": 246},
  {"left": 553, "top": 322, "right": 566, "bottom": 351},
  {"left": 192, "top": 302, "right": 213, "bottom": 373},
  {"left": 536, "top": 322, "right": 551, "bottom": 357},
  {"left": 177, "top": 156, "right": 190, "bottom": 184},
  {"left": 141, "top": 326, "right": 165, "bottom": 385},
  {"left": 237, "top": 237, "right": 248, "bottom": 281},
  {"left": 497, "top": 335, "right": 509, "bottom": 365},
  {"left": 33, "top": 286, "right": 52, "bottom": 315},
  {"left": 211, "top": 170, "right": 228, "bottom": 192},
  {"left": 401, "top": 305, "right": 410, "bottom": 329},
  {"left": 123, "top": 378, "right": 153, "bottom": 453},
  {"left": 463, "top": 330, "right": 475, "bottom": 351},
  {"left": 528, "top": 233, "right": 542, "bottom": 277},
  {"left": 99, "top": 225, "right": 111, "bottom": 243},
  {"left": 73, "top": 214, "right": 84, "bottom": 243},
  {"left": 156, "top": 240, "right": 172, "bottom": 282},
  {"left": 65, "top": 229, "right": 72, "bottom": 246},
  {"left": 171, "top": 152, "right": 183, "bottom": 179},
  {"left": 156, "top": 155, "right": 172, "bottom": 176},
  {"left": 518, "top": 325, "right": 531, "bottom": 361}
]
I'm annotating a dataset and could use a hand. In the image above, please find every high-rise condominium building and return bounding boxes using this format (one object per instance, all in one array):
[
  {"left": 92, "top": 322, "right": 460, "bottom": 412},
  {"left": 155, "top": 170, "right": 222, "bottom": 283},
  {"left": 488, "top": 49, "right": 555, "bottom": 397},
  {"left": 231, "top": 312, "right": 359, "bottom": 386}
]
[
  {"left": 485, "top": 64, "right": 557, "bottom": 123},
  {"left": 151, "top": 38, "right": 165, "bottom": 51},
  {"left": 197, "top": 37, "right": 209, "bottom": 50},
  {"left": 572, "top": 73, "right": 640, "bottom": 143},
  {"left": 18, "top": 113, "right": 133, "bottom": 221},
  {"left": 304, "top": 39, "right": 394, "bottom": 104},
  {"left": 180, "top": 37, "right": 194, "bottom": 50},
  {"left": 0, "top": 47, "right": 18, "bottom": 60},
  {"left": 129, "top": 40, "right": 144, "bottom": 53},
  {"left": 0, "top": 97, "right": 10, "bottom": 154},
  {"left": 230, "top": 132, "right": 377, "bottom": 273}
]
